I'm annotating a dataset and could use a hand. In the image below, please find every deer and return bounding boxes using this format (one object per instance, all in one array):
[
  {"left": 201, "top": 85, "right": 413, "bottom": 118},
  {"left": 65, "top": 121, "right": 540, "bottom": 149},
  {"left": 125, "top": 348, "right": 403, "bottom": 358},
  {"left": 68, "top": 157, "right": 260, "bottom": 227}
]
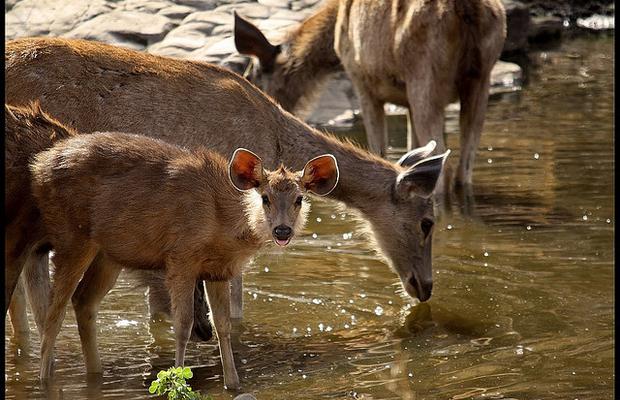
[
  {"left": 29, "top": 130, "right": 338, "bottom": 388},
  {"left": 234, "top": 0, "right": 506, "bottom": 190},
  {"left": 6, "top": 37, "right": 450, "bottom": 323},
  {"left": 4, "top": 103, "right": 213, "bottom": 359}
]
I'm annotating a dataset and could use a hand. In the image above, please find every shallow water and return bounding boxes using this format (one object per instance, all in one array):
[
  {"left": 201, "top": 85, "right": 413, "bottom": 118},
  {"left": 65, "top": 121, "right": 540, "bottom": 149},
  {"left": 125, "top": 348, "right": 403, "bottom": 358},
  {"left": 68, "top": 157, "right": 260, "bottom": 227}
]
[{"left": 5, "top": 36, "right": 614, "bottom": 399}]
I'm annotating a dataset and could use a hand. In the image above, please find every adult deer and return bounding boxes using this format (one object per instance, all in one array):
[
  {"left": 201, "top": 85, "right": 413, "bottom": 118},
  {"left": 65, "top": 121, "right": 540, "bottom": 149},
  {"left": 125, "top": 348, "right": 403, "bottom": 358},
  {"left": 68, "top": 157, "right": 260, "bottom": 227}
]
[
  {"left": 6, "top": 37, "right": 448, "bottom": 320},
  {"left": 234, "top": 0, "right": 506, "bottom": 188}
]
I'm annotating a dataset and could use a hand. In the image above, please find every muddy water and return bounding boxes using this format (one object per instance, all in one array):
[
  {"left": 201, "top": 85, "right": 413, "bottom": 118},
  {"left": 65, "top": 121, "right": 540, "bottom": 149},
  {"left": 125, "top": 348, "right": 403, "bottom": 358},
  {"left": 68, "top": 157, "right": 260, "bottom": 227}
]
[{"left": 5, "top": 36, "right": 613, "bottom": 399}]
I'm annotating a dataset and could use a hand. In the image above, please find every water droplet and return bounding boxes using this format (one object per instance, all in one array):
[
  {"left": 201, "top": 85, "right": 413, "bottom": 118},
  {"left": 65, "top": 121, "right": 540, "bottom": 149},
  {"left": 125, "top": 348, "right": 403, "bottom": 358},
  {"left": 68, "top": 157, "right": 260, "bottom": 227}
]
[
  {"left": 447, "top": 224, "right": 453, "bottom": 230},
  {"left": 252, "top": 293, "right": 257, "bottom": 300},
  {"left": 312, "top": 298, "right": 321, "bottom": 305},
  {"left": 312, "top": 233, "right": 318, "bottom": 239},
  {"left": 306, "top": 327, "right": 312, "bottom": 332},
  {"left": 241, "top": 359, "right": 248, "bottom": 364},
  {"left": 606, "top": 219, "right": 611, "bottom": 224},
  {"left": 374, "top": 306, "right": 384, "bottom": 316},
  {"left": 292, "top": 327, "right": 297, "bottom": 333},
  {"left": 344, "top": 323, "right": 350, "bottom": 329},
  {"left": 316, "top": 217, "right": 322, "bottom": 222},
  {"left": 330, "top": 214, "right": 336, "bottom": 219},
  {"left": 318, "top": 323, "right": 324, "bottom": 331},
  {"left": 526, "top": 225, "right": 532, "bottom": 230},
  {"left": 268, "top": 297, "right": 272, "bottom": 302},
  {"left": 563, "top": 19, "right": 570, "bottom": 27},
  {"left": 487, "top": 146, "right": 493, "bottom": 151},
  {"left": 582, "top": 215, "right": 588, "bottom": 221},
  {"left": 483, "top": 251, "right": 489, "bottom": 257},
  {"left": 484, "top": 263, "right": 488, "bottom": 267},
  {"left": 487, "top": 158, "right": 493, "bottom": 164},
  {"left": 534, "top": 153, "right": 540, "bottom": 160},
  {"left": 359, "top": 293, "right": 367, "bottom": 298},
  {"left": 326, "top": 326, "right": 333, "bottom": 332},
  {"left": 302, "top": 374, "right": 307, "bottom": 379},
  {"left": 408, "top": 372, "right": 414, "bottom": 378},
  {"left": 388, "top": 300, "right": 393, "bottom": 305},
  {"left": 264, "top": 266, "right": 269, "bottom": 272}
]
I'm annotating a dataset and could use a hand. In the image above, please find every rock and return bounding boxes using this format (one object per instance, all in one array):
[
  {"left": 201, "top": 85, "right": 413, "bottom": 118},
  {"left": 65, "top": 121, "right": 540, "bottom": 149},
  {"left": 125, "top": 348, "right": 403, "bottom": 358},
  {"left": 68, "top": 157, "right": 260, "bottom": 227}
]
[
  {"left": 66, "top": 10, "right": 177, "bottom": 48},
  {"left": 122, "top": 0, "right": 173, "bottom": 13},
  {"left": 183, "top": 10, "right": 231, "bottom": 25},
  {"left": 502, "top": 0, "right": 531, "bottom": 53},
  {"left": 151, "top": 22, "right": 218, "bottom": 52},
  {"left": 528, "top": 16, "right": 563, "bottom": 42},
  {"left": 5, "top": 0, "right": 114, "bottom": 39},
  {"left": 576, "top": 14, "right": 614, "bottom": 30},
  {"left": 233, "top": 394, "right": 257, "bottom": 400},
  {"left": 258, "top": 0, "right": 290, "bottom": 9},
  {"left": 156, "top": 4, "right": 196, "bottom": 20},
  {"left": 489, "top": 60, "right": 523, "bottom": 94},
  {"left": 171, "top": 0, "right": 218, "bottom": 10},
  {"left": 215, "top": 2, "right": 273, "bottom": 19}
]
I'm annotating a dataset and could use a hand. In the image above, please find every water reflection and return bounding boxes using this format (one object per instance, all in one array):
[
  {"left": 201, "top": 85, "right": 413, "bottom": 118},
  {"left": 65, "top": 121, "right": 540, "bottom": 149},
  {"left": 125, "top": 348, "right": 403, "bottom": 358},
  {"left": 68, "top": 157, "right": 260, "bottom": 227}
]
[{"left": 5, "top": 36, "right": 614, "bottom": 399}]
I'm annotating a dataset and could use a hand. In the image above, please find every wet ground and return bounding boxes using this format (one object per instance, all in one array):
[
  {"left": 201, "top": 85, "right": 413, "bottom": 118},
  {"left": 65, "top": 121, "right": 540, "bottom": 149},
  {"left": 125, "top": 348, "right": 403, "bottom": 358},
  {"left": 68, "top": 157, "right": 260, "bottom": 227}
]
[{"left": 5, "top": 35, "right": 614, "bottom": 399}]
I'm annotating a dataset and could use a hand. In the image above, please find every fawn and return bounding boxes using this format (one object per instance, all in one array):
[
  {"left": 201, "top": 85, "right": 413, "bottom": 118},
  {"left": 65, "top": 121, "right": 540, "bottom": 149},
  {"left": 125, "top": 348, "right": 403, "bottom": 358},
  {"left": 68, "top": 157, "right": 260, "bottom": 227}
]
[{"left": 30, "top": 131, "right": 338, "bottom": 389}]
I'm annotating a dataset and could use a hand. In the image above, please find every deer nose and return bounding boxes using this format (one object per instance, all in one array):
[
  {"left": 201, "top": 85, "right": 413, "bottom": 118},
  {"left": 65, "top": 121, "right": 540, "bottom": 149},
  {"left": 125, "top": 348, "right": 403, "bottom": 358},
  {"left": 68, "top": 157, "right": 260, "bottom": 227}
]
[
  {"left": 409, "top": 275, "right": 433, "bottom": 302},
  {"left": 273, "top": 225, "right": 292, "bottom": 240}
]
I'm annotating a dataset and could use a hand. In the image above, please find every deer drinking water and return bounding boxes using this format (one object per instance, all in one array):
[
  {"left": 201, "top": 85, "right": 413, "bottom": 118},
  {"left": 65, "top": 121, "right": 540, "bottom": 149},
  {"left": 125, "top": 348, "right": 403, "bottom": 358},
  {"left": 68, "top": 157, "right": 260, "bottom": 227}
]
[
  {"left": 4, "top": 103, "right": 213, "bottom": 354},
  {"left": 30, "top": 131, "right": 339, "bottom": 389},
  {"left": 234, "top": 0, "right": 506, "bottom": 188},
  {"left": 7, "top": 37, "right": 449, "bottom": 313}
]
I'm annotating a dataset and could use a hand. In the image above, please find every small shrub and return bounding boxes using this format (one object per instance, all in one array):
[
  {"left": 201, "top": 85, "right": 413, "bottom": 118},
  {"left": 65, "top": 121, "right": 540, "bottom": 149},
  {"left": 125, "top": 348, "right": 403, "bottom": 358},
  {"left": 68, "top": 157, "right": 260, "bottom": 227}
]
[{"left": 148, "top": 366, "right": 212, "bottom": 400}]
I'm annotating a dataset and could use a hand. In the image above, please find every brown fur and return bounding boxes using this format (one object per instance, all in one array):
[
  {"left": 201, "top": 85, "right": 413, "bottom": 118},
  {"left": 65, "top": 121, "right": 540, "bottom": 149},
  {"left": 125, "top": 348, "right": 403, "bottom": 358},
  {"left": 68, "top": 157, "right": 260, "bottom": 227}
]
[
  {"left": 4, "top": 103, "right": 214, "bottom": 353},
  {"left": 6, "top": 37, "right": 447, "bottom": 312},
  {"left": 29, "top": 132, "right": 331, "bottom": 388},
  {"left": 235, "top": 0, "right": 506, "bottom": 186}
]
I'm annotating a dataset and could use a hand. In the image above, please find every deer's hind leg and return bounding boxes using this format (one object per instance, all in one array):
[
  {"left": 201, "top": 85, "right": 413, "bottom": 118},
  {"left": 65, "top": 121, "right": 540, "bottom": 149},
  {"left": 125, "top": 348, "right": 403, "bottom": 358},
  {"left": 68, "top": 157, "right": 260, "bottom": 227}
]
[
  {"left": 71, "top": 252, "right": 122, "bottom": 373},
  {"left": 40, "top": 242, "right": 99, "bottom": 379},
  {"left": 9, "top": 276, "right": 30, "bottom": 345},
  {"left": 24, "top": 251, "right": 51, "bottom": 338}
]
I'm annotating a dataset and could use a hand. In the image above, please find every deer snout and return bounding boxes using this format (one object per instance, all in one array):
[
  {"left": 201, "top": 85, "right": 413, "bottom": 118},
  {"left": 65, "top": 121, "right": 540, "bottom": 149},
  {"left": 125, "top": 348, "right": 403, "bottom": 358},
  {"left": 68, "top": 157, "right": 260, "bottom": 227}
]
[
  {"left": 406, "top": 274, "right": 433, "bottom": 302},
  {"left": 273, "top": 225, "right": 293, "bottom": 247}
]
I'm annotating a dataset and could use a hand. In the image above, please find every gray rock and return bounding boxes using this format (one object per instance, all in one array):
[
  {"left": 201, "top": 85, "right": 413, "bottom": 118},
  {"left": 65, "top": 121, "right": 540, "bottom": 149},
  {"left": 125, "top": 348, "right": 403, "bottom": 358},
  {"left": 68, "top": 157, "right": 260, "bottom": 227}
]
[
  {"left": 258, "top": 0, "right": 290, "bottom": 9},
  {"left": 122, "top": 0, "right": 174, "bottom": 13},
  {"left": 171, "top": 0, "right": 218, "bottom": 10},
  {"left": 156, "top": 4, "right": 196, "bottom": 20},
  {"left": 66, "top": 10, "right": 177, "bottom": 48},
  {"left": 215, "top": 2, "right": 273, "bottom": 19},
  {"left": 502, "top": 0, "right": 531, "bottom": 53},
  {"left": 233, "top": 394, "right": 257, "bottom": 400},
  {"left": 183, "top": 10, "right": 231, "bottom": 25},
  {"left": 5, "top": 0, "right": 114, "bottom": 39}
]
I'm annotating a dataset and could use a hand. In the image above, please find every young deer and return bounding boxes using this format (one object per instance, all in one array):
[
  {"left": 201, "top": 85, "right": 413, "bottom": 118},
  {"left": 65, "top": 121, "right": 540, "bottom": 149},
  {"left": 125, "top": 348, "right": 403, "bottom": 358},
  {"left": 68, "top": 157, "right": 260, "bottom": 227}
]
[
  {"left": 7, "top": 37, "right": 449, "bottom": 310},
  {"left": 4, "top": 103, "right": 212, "bottom": 355},
  {"left": 234, "top": 0, "right": 506, "bottom": 187},
  {"left": 30, "top": 131, "right": 339, "bottom": 389}
]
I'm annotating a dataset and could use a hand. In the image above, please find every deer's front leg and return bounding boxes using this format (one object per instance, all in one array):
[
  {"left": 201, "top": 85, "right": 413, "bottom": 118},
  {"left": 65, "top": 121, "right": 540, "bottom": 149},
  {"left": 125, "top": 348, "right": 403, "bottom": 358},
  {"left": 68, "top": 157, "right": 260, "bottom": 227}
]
[
  {"left": 230, "top": 274, "right": 243, "bottom": 320},
  {"left": 206, "top": 280, "right": 240, "bottom": 390},
  {"left": 166, "top": 272, "right": 195, "bottom": 367}
]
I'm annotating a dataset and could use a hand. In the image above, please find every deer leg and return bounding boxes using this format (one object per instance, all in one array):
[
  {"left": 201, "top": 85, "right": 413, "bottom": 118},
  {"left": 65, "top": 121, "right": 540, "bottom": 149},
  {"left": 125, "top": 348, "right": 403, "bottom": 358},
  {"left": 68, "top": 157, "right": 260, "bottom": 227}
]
[
  {"left": 406, "top": 108, "right": 420, "bottom": 150},
  {"left": 40, "top": 243, "right": 99, "bottom": 379},
  {"left": 165, "top": 271, "right": 195, "bottom": 368},
  {"left": 206, "top": 280, "right": 240, "bottom": 390},
  {"left": 9, "top": 275, "right": 30, "bottom": 345},
  {"left": 456, "top": 72, "right": 492, "bottom": 187},
  {"left": 230, "top": 274, "right": 243, "bottom": 320},
  {"left": 406, "top": 77, "right": 449, "bottom": 195},
  {"left": 350, "top": 80, "right": 387, "bottom": 156},
  {"left": 23, "top": 251, "right": 51, "bottom": 338},
  {"left": 71, "top": 252, "right": 122, "bottom": 373}
]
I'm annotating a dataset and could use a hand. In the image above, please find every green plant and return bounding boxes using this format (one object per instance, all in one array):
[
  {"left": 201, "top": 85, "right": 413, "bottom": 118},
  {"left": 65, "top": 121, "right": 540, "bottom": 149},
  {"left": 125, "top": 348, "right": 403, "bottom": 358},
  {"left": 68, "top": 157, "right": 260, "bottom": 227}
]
[{"left": 148, "top": 366, "right": 212, "bottom": 400}]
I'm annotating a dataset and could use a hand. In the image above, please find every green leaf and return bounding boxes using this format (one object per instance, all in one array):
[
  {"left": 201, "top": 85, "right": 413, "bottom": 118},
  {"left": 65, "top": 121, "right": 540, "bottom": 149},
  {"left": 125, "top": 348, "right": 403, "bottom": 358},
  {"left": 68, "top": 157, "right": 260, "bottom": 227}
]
[
  {"left": 148, "top": 383, "right": 158, "bottom": 394},
  {"left": 157, "top": 370, "right": 167, "bottom": 379},
  {"left": 182, "top": 367, "right": 193, "bottom": 379}
]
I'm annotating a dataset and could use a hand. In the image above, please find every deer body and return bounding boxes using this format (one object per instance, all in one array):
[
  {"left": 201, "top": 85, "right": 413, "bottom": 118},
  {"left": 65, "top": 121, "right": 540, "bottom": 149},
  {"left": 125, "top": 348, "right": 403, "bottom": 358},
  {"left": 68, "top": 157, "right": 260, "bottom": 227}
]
[
  {"left": 30, "top": 131, "right": 337, "bottom": 388},
  {"left": 235, "top": 0, "right": 506, "bottom": 186},
  {"left": 6, "top": 37, "right": 448, "bottom": 309}
]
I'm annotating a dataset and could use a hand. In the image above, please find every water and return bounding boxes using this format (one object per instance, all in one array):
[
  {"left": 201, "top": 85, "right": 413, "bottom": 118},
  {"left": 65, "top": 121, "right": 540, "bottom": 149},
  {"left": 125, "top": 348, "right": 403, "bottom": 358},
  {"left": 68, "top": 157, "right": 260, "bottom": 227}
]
[{"left": 5, "top": 36, "right": 614, "bottom": 399}]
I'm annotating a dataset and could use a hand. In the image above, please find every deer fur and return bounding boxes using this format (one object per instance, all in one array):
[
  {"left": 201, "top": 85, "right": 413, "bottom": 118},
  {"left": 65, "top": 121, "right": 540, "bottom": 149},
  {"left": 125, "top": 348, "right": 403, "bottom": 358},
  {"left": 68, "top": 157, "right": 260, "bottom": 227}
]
[
  {"left": 6, "top": 37, "right": 449, "bottom": 311},
  {"left": 234, "top": 0, "right": 506, "bottom": 187},
  {"left": 29, "top": 131, "right": 338, "bottom": 388},
  {"left": 4, "top": 103, "right": 213, "bottom": 361}
]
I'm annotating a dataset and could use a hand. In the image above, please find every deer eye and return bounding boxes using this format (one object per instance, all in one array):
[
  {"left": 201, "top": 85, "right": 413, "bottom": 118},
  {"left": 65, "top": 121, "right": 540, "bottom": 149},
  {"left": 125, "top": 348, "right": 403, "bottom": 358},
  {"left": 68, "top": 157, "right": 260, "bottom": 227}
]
[
  {"left": 421, "top": 218, "right": 434, "bottom": 238},
  {"left": 262, "top": 195, "right": 270, "bottom": 206},
  {"left": 295, "top": 196, "right": 303, "bottom": 207}
]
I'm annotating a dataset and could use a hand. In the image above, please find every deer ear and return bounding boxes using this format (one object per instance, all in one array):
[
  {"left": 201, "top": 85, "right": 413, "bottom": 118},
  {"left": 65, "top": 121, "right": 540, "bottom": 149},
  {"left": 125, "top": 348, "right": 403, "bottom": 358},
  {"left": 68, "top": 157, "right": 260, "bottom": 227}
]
[
  {"left": 229, "top": 148, "right": 264, "bottom": 191},
  {"left": 301, "top": 154, "right": 339, "bottom": 196},
  {"left": 397, "top": 140, "right": 437, "bottom": 167},
  {"left": 395, "top": 150, "right": 450, "bottom": 198},
  {"left": 234, "top": 11, "right": 280, "bottom": 70}
]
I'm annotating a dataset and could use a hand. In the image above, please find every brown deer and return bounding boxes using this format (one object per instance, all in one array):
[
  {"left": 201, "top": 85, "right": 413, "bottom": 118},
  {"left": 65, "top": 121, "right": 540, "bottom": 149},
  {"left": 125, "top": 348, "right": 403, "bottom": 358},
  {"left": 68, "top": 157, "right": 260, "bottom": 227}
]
[
  {"left": 4, "top": 103, "right": 213, "bottom": 358},
  {"left": 29, "top": 131, "right": 339, "bottom": 388},
  {"left": 6, "top": 37, "right": 449, "bottom": 313},
  {"left": 234, "top": 0, "right": 506, "bottom": 188}
]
